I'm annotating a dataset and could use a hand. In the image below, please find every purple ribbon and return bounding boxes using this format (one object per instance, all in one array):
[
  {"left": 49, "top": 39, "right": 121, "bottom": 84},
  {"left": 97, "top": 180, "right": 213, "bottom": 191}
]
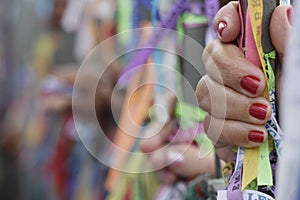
[
  {"left": 205, "top": 0, "right": 219, "bottom": 39},
  {"left": 118, "top": 0, "right": 190, "bottom": 86},
  {"left": 225, "top": 151, "right": 277, "bottom": 199},
  {"left": 118, "top": 0, "right": 220, "bottom": 86},
  {"left": 226, "top": 167, "right": 243, "bottom": 200},
  {"left": 187, "top": 2, "right": 206, "bottom": 16}
]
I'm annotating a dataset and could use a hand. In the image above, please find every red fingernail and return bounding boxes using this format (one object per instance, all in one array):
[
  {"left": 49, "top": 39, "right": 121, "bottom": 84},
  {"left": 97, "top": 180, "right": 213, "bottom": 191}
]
[
  {"left": 217, "top": 21, "right": 227, "bottom": 37},
  {"left": 249, "top": 103, "right": 268, "bottom": 120},
  {"left": 240, "top": 76, "right": 260, "bottom": 95},
  {"left": 248, "top": 130, "right": 264, "bottom": 143}
]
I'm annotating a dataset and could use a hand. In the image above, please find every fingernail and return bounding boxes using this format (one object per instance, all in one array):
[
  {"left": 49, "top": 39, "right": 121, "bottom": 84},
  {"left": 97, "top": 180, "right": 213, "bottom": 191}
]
[
  {"left": 248, "top": 130, "right": 264, "bottom": 143},
  {"left": 217, "top": 21, "right": 227, "bottom": 37},
  {"left": 287, "top": 7, "right": 293, "bottom": 25},
  {"left": 249, "top": 103, "right": 268, "bottom": 120},
  {"left": 240, "top": 75, "right": 260, "bottom": 95}
]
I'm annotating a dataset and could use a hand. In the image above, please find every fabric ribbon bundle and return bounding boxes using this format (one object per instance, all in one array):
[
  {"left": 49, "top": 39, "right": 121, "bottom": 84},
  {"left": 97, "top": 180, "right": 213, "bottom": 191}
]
[
  {"left": 104, "top": 0, "right": 223, "bottom": 199},
  {"left": 218, "top": 0, "right": 289, "bottom": 199}
]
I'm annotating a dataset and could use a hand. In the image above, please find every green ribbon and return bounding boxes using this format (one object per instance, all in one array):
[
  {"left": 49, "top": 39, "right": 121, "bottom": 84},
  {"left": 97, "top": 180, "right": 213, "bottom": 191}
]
[
  {"left": 175, "top": 101, "right": 206, "bottom": 128},
  {"left": 177, "top": 13, "right": 208, "bottom": 45},
  {"left": 264, "top": 50, "right": 276, "bottom": 91},
  {"left": 117, "top": 0, "right": 133, "bottom": 45}
]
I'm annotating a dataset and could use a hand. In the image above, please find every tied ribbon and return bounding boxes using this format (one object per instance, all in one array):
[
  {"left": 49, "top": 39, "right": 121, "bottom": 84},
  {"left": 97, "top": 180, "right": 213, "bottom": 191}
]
[
  {"left": 118, "top": 0, "right": 190, "bottom": 86},
  {"left": 247, "top": 0, "right": 270, "bottom": 100},
  {"left": 105, "top": 63, "right": 155, "bottom": 191},
  {"left": 205, "top": 0, "right": 220, "bottom": 39},
  {"left": 241, "top": 0, "right": 264, "bottom": 190},
  {"left": 264, "top": 51, "right": 276, "bottom": 91},
  {"left": 227, "top": 167, "right": 243, "bottom": 200},
  {"left": 118, "top": 0, "right": 210, "bottom": 86},
  {"left": 117, "top": 0, "right": 133, "bottom": 45},
  {"left": 222, "top": 161, "right": 235, "bottom": 185},
  {"left": 257, "top": 139, "right": 273, "bottom": 186},
  {"left": 175, "top": 101, "right": 206, "bottom": 128},
  {"left": 225, "top": 1, "right": 280, "bottom": 198},
  {"left": 239, "top": 0, "right": 278, "bottom": 194},
  {"left": 242, "top": 0, "right": 278, "bottom": 192}
]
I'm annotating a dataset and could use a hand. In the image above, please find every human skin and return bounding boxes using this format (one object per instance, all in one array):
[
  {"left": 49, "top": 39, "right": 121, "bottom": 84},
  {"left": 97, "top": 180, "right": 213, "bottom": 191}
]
[
  {"left": 196, "top": 2, "right": 293, "bottom": 162},
  {"left": 139, "top": 95, "right": 217, "bottom": 184}
]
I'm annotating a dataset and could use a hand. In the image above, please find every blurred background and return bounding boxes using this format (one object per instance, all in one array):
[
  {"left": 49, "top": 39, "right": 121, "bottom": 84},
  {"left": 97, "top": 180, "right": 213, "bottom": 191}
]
[
  {"left": 0, "top": 0, "right": 121, "bottom": 199},
  {"left": 0, "top": 0, "right": 220, "bottom": 199}
]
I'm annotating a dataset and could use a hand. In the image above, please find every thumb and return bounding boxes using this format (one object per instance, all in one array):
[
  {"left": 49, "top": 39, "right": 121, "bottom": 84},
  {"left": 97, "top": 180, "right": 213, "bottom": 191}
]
[
  {"left": 167, "top": 144, "right": 216, "bottom": 179},
  {"left": 150, "top": 144, "right": 216, "bottom": 179},
  {"left": 139, "top": 94, "right": 177, "bottom": 153},
  {"left": 270, "top": 5, "right": 293, "bottom": 58},
  {"left": 213, "top": 2, "right": 241, "bottom": 42},
  {"left": 270, "top": 5, "right": 293, "bottom": 112}
]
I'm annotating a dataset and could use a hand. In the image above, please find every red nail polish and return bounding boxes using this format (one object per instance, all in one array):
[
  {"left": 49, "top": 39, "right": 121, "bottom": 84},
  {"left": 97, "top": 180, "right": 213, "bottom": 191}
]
[
  {"left": 249, "top": 103, "right": 268, "bottom": 120},
  {"left": 217, "top": 21, "right": 227, "bottom": 37},
  {"left": 248, "top": 130, "right": 264, "bottom": 143},
  {"left": 240, "top": 76, "right": 260, "bottom": 95}
]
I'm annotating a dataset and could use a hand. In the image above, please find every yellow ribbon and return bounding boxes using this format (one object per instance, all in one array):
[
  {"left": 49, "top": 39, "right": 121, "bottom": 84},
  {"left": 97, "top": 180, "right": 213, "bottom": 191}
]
[{"left": 242, "top": 0, "right": 273, "bottom": 191}]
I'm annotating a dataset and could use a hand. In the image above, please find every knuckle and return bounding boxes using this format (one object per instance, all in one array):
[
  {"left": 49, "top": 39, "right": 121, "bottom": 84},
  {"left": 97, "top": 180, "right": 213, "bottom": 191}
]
[
  {"left": 202, "top": 40, "right": 218, "bottom": 67},
  {"left": 203, "top": 114, "right": 210, "bottom": 134},
  {"left": 203, "top": 114, "right": 217, "bottom": 144},
  {"left": 196, "top": 76, "right": 210, "bottom": 111},
  {"left": 203, "top": 42, "right": 230, "bottom": 80}
]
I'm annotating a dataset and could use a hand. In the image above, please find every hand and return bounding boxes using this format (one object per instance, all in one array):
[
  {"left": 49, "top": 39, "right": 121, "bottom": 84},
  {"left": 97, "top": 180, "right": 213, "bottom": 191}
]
[
  {"left": 196, "top": 2, "right": 293, "bottom": 162},
  {"left": 40, "top": 64, "right": 122, "bottom": 132},
  {"left": 140, "top": 96, "right": 217, "bottom": 185}
]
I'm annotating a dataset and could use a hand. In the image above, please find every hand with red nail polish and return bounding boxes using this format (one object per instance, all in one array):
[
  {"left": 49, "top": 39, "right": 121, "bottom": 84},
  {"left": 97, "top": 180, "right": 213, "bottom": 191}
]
[{"left": 196, "top": 2, "right": 293, "bottom": 162}]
